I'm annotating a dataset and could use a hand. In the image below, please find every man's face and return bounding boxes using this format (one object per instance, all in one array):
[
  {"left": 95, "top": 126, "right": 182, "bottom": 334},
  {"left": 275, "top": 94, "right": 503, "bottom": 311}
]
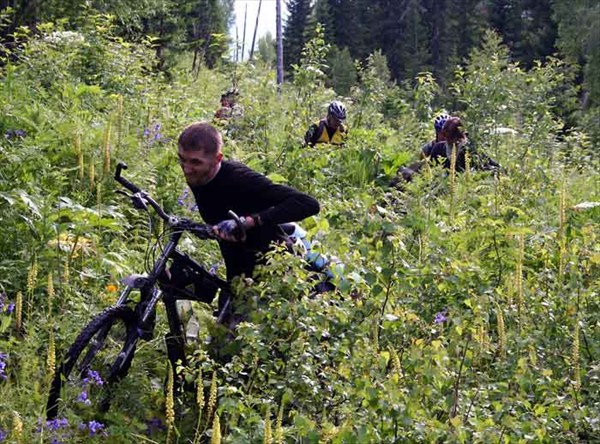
[
  {"left": 178, "top": 147, "right": 222, "bottom": 186},
  {"left": 327, "top": 114, "right": 344, "bottom": 131}
]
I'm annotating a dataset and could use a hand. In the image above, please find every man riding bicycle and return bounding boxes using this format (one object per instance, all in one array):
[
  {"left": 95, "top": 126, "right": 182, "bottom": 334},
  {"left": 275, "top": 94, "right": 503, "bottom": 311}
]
[
  {"left": 178, "top": 122, "right": 320, "bottom": 282},
  {"left": 304, "top": 101, "right": 348, "bottom": 147},
  {"left": 420, "top": 113, "right": 450, "bottom": 159}
]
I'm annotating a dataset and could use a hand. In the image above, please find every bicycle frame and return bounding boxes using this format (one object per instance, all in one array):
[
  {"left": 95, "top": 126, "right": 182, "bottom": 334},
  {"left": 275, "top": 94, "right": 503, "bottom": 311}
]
[{"left": 46, "top": 162, "right": 244, "bottom": 420}]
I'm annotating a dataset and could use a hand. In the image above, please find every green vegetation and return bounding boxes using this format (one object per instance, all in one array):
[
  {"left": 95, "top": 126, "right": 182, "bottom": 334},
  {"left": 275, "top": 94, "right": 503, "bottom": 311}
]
[{"left": 0, "top": 9, "right": 598, "bottom": 444}]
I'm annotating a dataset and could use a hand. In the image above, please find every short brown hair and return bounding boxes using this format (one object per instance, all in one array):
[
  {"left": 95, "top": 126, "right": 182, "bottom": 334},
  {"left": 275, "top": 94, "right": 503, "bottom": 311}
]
[
  {"left": 178, "top": 122, "right": 222, "bottom": 155},
  {"left": 441, "top": 117, "right": 466, "bottom": 145}
]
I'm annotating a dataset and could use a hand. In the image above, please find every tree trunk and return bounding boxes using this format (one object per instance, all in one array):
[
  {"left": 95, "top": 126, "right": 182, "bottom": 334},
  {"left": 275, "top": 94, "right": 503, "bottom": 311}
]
[
  {"left": 249, "top": 0, "right": 262, "bottom": 61},
  {"left": 276, "top": 0, "right": 283, "bottom": 85}
]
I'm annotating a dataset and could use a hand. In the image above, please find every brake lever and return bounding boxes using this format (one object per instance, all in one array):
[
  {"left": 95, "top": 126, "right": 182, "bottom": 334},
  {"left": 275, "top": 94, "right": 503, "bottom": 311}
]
[
  {"left": 228, "top": 210, "right": 247, "bottom": 242},
  {"left": 131, "top": 192, "right": 149, "bottom": 211}
]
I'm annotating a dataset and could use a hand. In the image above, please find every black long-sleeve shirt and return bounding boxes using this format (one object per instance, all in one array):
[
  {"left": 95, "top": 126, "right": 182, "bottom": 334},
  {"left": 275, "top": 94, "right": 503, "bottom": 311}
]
[
  {"left": 190, "top": 160, "right": 320, "bottom": 280},
  {"left": 427, "top": 141, "right": 500, "bottom": 172}
]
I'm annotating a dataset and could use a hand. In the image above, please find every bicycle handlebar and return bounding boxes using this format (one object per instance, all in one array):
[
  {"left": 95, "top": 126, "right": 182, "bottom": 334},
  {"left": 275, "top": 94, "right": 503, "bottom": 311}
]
[
  {"left": 114, "top": 162, "right": 246, "bottom": 241},
  {"left": 115, "top": 162, "right": 141, "bottom": 194}
]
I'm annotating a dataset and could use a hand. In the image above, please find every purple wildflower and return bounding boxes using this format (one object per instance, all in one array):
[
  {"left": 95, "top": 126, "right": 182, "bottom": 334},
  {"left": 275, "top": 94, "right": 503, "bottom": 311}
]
[
  {"left": 6, "top": 303, "right": 14, "bottom": 314},
  {"left": 83, "top": 369, "right": 103, "bottom": 386},
  {"left": 77, "top": 390, "right": 91, "bottom": 405},
  {"left": 87, "top": 420, "right": 106, "bottom": 436},
  {"left": 45, "top": 417, "right": 69, "bottom": 432},
  {"left": 0, "top": 352, "right": 8, "bottom": 380},
  {"left": 4, "top": 129, "right": 27, "bottom": 140},
  {"left": 145, "top": 417, "right": 166, "bottom": 435},
  {"left": 78, "top": 420, "right": 107, "bottom": 437},
  {"left": 177, "top": 188, "right": 189, "bottom": 206},
  {"left": 0, "top": 428, "right": 6, "bottom": 441},
  {"left": 434, "top": 311, "right": 448, "bottom": 324}
]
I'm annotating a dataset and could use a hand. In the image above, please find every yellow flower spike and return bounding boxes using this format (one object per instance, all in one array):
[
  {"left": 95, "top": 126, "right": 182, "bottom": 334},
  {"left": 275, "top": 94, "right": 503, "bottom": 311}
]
[
  {"left": 15, "top": 291, "right": 23, "bottom": 333},
  {"left": 264, "top": 406, "right": 272, "bottom": 444},
  {"left": 96, "top": 183, "right": 102, "bottom": 211},
  {"left": 496, "top": 303, "right": 506, "bottom": 358},
  {"left": 275, "top": 402, "right": 284, "bottom": 444},
  {"left": 47, "top": 332, "right": 56, "bottom": 382},
  {"left": 572, "top": 319, "right": 580, "bottom": 392},
  {"left": 26, "top": 258, "right": 38, "bottom": 296},
  {"left": 193, "top": 369, "right": 205, "bottom": 444},
  {"left": 47, "top": 273, "right": 55, "bottom": 314},
  {"left": 12, "top": 411, "right": 23, "bottom": 444},
  {"left": 89, "top": 161, "right": 95, "bottom": 189},
  {"left": 165, "top": 362, "right": 175, "bottom": 443},
  {"left": 207, "top": 371, "right": 218, "bottom": 420},
  {"left": 211, "top": 414, "right": 221, "bottom": 444},
  {"left": 63, "top": 260, "right": 70, "bottom": 285}
]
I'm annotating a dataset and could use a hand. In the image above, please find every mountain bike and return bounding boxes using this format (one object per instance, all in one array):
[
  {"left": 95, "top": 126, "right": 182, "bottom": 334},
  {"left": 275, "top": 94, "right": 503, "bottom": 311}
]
[{"left": 46, "top": 162, "right": 244, "bottom": 420}]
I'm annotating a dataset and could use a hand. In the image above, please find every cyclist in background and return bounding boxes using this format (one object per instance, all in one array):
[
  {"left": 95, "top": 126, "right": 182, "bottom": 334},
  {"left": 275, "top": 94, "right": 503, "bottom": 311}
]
[
  {"left": 214, "top": 88, "right": 244, "bottom": 120},
  {"left": 393, "top": 113, "right": 451, "bottom": 183},
  {"left": 426, "top": 116, "right": 501, "bottom": 172},
  {"left": 392, "top": 115, "right": 500, "bottom": 186},
  {"left": 304, "top": 100, "right": 348, "bottom": 147},
  {"left": 421, "top": 113, "right": 450, "bottom": 159}
]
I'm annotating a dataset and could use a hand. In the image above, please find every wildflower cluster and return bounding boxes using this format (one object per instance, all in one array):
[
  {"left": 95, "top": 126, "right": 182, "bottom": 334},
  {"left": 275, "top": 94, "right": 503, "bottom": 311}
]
[
  {"left": 78, "top": 420, "right": 107, "bottom": 437},
  {"left": 177, "top": 187, "right": 199, "bottom": 212},
  {"left": 145, "top": 418, "right": 166, "bottom": 436},
  {"left": 4, "top": 129, "right": 26, "bottom": 140},
  {"left": 0, "top": 293, "right": 15, "bottom": 315},
  {"left": 45, "top": 418, "right": 69, "bottom": 432},
  {"left": 44, "top": 30, "right": 85, "bottom": 45},
  {"left": 0, "top": 353, "right": 8, "bottom": 381},
  {"left": 434, "top": 310, "right": 448, "bottom": 325},
  {"left": 37, "top": 417, "right": 71, "bottom": 444},
  {"left": 142, "top": 122, "right": 167, "bottom": 146},
  {"left": 77, "top": 369, "right": 104, "bottom": 406}
]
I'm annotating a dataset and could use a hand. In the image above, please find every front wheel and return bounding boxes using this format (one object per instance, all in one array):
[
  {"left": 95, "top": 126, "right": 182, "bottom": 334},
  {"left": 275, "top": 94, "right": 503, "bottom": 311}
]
[{"left": 46, "top": 305, "right": 138, "bottom": 420}]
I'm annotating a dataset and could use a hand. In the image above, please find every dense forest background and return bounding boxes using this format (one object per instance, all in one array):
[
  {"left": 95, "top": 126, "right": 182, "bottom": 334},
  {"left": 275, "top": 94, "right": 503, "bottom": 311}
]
[
  {"left": 1, "top": 0, "right": 598, "bottom": 134},
  {"left": 0, "top": 0, "right": 598, "bottom": 442}
]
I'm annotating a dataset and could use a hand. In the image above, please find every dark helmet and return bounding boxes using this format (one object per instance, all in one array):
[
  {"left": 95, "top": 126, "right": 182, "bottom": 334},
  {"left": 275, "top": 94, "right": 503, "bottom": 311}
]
[
  {"left": 225, "top": 88, "right": 239, "bottom": 98},
  {"left": 328, "top": 101, "right": 347, "bottom": 120},
  {"left": 434, "top": 113, "right": 450, "bottom": 133}
]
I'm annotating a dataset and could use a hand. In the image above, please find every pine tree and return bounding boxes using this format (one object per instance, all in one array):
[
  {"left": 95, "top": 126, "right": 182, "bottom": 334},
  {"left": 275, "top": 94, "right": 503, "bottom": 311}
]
[
  {"left": 371, "top": 0, "right": 431, "bottom": 82},
  {"left": 439, "top": 0, "right": 489, "bottom": 84},
  {"left": 328, "top": 46, "right": 357, "bottom": 94},
  {"left": 283, "top": 0, "right": 312, "bottom": 71},
  {"left": 313, "top": 0, "right": 336, "bottom": 43},
  {"left": 552, "top": 0, "right": 600, "bottom": 107},
  {"left": 327, "top": 0, "right": 371, "bottom": 61}
]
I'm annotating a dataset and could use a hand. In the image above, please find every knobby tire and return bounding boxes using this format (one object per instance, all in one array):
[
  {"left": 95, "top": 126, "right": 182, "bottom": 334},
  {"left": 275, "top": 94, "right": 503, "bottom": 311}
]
[{"left": 46, "top": 305, "right": 137, "bottom": 420}]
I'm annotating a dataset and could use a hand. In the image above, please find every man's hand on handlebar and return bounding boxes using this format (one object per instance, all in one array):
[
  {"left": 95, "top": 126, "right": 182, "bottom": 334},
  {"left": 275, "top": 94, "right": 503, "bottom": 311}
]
[{"left": 213, "top": 216, "right": 254, "bottom": 242}]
